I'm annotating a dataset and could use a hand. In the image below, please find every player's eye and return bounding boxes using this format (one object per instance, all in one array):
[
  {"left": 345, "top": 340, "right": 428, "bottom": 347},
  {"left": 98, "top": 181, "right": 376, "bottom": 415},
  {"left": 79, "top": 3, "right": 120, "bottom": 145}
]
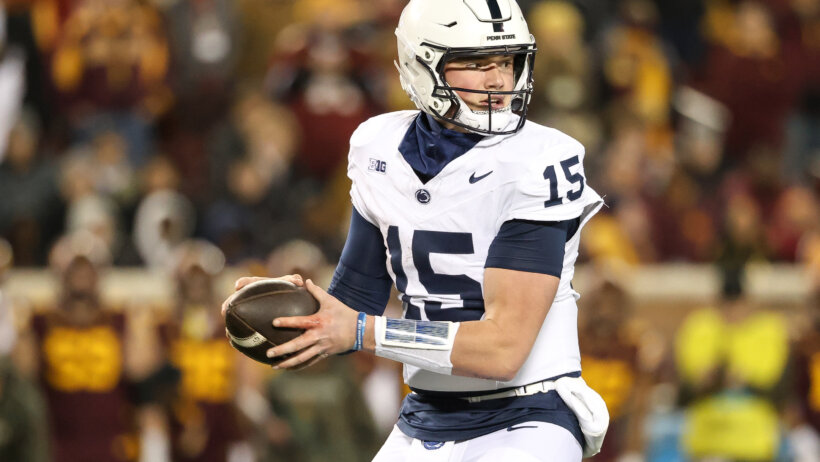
[{"left": 495, "top": 58, "right": 514, "bottom": 69}]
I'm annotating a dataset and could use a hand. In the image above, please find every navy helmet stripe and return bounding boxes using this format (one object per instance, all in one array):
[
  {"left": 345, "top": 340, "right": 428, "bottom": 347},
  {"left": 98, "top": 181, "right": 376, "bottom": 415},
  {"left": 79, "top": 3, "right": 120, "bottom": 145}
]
[{"left": 486, "top": 0, "right": 504, "bottom": 32}]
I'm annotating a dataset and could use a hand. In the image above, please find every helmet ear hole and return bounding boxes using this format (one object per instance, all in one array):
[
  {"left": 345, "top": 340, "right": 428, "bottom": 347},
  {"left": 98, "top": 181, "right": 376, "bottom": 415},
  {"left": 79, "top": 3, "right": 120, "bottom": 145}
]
[{"left": 420, "top": 47, "right": 435, "bottom": 63}]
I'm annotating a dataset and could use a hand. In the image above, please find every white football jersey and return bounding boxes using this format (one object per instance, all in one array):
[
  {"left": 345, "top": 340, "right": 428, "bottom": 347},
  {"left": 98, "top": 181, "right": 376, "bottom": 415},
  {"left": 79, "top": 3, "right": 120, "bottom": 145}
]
[{"left": 347, "top": 111, "right": 603, "bottom": 392}]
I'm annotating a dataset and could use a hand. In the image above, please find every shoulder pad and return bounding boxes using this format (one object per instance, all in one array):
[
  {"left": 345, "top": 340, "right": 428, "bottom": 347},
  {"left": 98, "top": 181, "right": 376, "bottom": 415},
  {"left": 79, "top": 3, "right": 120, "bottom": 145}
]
[{"left": 350, "top": 110, "right": 418, "bottom": 148}]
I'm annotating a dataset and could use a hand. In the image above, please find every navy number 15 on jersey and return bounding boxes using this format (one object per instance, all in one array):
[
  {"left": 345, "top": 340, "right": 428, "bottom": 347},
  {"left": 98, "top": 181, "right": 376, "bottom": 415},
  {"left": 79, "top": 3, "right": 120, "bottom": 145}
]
[
  {"left": 386, "top": 227, "right": 484, "bottom": 322},
  {"left": 543, "top": 155, "right": 585, "bottom": 208}
]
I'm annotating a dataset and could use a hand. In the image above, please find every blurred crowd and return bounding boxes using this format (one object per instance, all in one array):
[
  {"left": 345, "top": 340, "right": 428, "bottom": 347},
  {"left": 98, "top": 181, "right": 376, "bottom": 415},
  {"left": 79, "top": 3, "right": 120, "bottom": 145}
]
[
  {"left": 0, "top": 234, "right": 400, "bottom": 462},
  {"left": 0, "top": 0, "right": 819, "bottom": 461},
  {"left": 0, "top": 0, "right": 817, "bottom": 271}
]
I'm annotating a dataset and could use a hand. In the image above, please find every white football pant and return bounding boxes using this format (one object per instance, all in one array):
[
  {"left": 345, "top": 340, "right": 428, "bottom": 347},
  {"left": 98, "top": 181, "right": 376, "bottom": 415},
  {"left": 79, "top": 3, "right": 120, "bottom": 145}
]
[{"left": 372, "top": 422, "right": 582, "bottom": 462}]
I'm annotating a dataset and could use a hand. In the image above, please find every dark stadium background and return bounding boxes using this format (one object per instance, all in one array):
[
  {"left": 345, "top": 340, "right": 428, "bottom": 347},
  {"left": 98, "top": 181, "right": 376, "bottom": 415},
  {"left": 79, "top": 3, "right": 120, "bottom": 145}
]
[{"left": 0, "top": 0, "right": 818, "bottom": 461}]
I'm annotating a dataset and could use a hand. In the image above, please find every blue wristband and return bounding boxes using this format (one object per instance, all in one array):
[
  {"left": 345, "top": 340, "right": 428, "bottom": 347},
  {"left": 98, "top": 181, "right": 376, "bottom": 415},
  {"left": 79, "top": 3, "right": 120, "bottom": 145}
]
[{"left": 353, "top": 311, "right": 367, "bottom": 351}]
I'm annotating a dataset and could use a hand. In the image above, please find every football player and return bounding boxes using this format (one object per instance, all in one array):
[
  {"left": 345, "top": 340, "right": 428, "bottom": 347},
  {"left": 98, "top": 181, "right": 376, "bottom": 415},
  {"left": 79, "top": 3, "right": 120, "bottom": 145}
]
[{"left": 224, "top": 0, "right": 609, "bottom": 460}]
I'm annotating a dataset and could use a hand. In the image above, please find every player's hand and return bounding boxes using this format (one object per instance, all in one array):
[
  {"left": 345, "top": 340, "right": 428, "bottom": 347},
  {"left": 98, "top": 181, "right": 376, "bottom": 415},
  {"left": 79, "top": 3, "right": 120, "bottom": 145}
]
[
  {"left": 265, "top": 279, "right": 358, "bottom": 369},
  {"left": 220, "top": 274, "right": 304, "bottom": 316}
]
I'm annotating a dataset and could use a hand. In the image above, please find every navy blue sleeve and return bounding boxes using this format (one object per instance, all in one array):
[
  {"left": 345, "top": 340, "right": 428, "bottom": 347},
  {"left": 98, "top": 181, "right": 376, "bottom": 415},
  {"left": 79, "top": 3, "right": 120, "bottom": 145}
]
[
  {"left": 484, "top": 218, "right": 580, "bottom": 277},
  {"left": 327, "top": 208, "right": 393, "bottom": 316}
]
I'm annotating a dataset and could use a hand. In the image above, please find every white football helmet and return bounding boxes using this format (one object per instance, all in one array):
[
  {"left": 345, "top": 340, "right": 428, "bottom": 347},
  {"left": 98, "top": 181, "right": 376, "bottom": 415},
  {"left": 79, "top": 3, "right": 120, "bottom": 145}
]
[{"left": 395, "top": 0, "right": 537, "bottom": 135}]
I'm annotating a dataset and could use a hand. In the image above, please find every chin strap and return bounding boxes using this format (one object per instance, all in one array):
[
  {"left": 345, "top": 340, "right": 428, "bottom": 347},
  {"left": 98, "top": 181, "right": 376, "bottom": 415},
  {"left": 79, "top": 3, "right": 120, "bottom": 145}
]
[{"left": 453, "top": 97, "right": 513, "bottom": 133}]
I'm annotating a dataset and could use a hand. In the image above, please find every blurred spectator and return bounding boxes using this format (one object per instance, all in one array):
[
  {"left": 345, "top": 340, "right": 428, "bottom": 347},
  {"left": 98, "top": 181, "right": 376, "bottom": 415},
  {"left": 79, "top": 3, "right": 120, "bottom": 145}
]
[
  {"left": 0, "top": 237, "right": 50, "bottom": 462},
  {"left": 204, "top": 91, "right": 304, "bottom": 262},
  {"left": 800, "top": 198, "right": 820, "bottom": 288},
  {"left": 595, "top": 111, "right": 705, "bottom": 262},
  {"left": 584, "top": 118, "right": 660, "bottom": 265},
  {"left": 132, "top": 157, "right": 196, "bottom": 269},
  {"left": 0, "top": 2, "right": 25, "bottom": 163},
  {"left": 675, "top": 270, "right": 790, "bottom": 461},
  {"left": 26, "top": 235, "right": 140, "bottom": 462},
  {"left": 265, "top": 239, "right": 330, "bottom": 284},
  {"left": 153, "top": 241, "right": 252, "bottom": 462},
  {"left": 2, "top": 1, "right": 49, "bottom": 131},
  {"left": 579, "top": 276, "right": 662, "bottom": 460},
  {"left": 350, "top": 352, "right": 404, "bottom": 441},
  {"left": 266, "top": 0, "right": 382, "bottom": 182},
  {"left": 65, "top": 193, "right": 120, "bottom": 258},
  {"left": 648, "top": 169, "right": 717, "bottom": 262},
  {"left": 162, "top": 0, "right": 239, "bottom": 129},
  {"left": 0, "top": 238, "right": 15, "bottom": 355},
  {"left": 672, "top": 86, "right": 731, "bottom": 188},
  {"left": 598, "top": 0, "right": 673, "bottom": 129},
  {"left": 527, "top": 1, "right": 604, "bottom": 153},
  {"left": 583, "top": 212, "right": 646, "bottom": 266},
  {"left": 263, "top": 356, "right": 381, "bottom": 462},
  {"left": 641, "top": 382, "right": 686, "bottom": 462},
  {"left": 208, "top": 90, "right": 300, "bottom": 199},
  {"left": 233, "top": 0, "right": 297, "bottom": 79},
  {"left": 651, "top": 0, "right": 707, "bottom": 69},
  {"left": 783, "top": 0, "right": 820, "bottom": 184},
  {"left": 529, "top": 1, "right": 593, "bottom": 114},
  {"left": 715, "top": 188, "right": 769, "bottom": 278},
  {"left": 155, "top": 0, "right": 243, "bottom": 203},
  {"left": 41, "top": 0, "right": 171, "bottom": 166},
  {"left": 58, "top": 141, "right": 130, "bottom": 263},
  {"left": 766, "top": 186, "right": 820, "bottom": 262},
  {"left": 204, "top": 156, "right": 302, "bottom": 264},
  {"left": 0, "top": 110, "right": 64, "bottom": 265},
  {"left": 694, "top": 0, "right": 804, "bottom": 166},
  {"left": 262, "top": 238, "right": 400, "bottom": 450},
  {"left": 88, "top": 131, "right": 138, "bottom": 202}
]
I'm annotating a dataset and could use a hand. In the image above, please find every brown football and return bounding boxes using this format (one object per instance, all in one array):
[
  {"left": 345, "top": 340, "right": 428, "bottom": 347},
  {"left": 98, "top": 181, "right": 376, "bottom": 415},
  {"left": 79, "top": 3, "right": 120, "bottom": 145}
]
[{"left": 224, "top": 279, "right": 319, "bottom": 365}]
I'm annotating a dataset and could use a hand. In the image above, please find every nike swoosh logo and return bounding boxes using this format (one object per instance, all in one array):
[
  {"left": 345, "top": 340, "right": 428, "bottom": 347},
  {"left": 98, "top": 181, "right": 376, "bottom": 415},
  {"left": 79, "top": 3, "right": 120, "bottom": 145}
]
[
  {"left": 469, "top": 171, "right": 493, "bottom": 184},
  {"left": 437, "top": 21, "right": 457, "bottom": 28},
  {"left": 507, "top": 425, "right": 539, "bottom": 432}
]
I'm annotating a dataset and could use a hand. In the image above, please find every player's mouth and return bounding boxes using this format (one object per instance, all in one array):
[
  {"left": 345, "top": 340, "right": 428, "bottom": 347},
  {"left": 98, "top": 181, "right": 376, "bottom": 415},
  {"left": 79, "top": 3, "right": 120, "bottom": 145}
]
[{"left": 480, "top": 97, "right": 507, "bottom": 110}]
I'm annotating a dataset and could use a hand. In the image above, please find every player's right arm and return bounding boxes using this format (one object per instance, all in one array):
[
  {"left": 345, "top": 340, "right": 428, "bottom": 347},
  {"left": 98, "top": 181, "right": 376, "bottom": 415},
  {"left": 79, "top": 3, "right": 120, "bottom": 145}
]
[{"left": 324, "top": 208, "right": 393, "bottom": 316}]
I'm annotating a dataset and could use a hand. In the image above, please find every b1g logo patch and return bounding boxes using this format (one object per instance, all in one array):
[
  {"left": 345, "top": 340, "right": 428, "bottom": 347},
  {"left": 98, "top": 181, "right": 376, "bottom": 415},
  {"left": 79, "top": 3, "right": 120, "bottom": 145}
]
[{"left": 369, "top": 158, "right": 387, "bottom": 174}]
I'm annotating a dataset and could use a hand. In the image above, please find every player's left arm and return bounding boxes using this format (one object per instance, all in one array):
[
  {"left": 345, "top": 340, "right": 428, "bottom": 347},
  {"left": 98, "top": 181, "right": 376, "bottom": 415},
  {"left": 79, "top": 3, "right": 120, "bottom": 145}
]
[
  {"left": 268, "top": 217, "right": 571, "bottom": 380},
  {"left": 268, "top": 271, "right": 556, "bottom": 381}
]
